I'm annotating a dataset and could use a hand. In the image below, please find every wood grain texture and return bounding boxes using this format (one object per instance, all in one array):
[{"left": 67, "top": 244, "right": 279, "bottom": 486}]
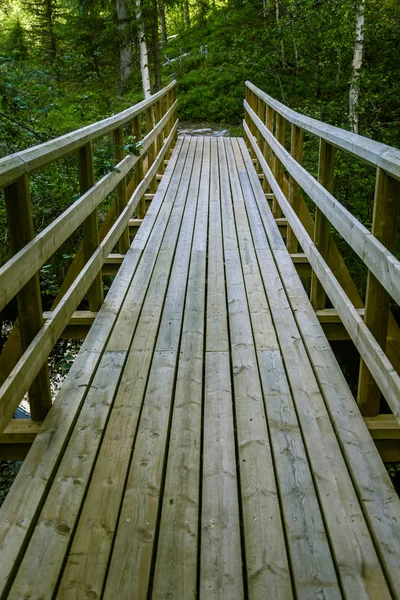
[
  {"left": 245, "top": 101, "right": 400, "bottom": 307},
  {"left": 0, "top": 81, "right": 176, "bottom": 188},
  {"left": 245, "top": 81, "right": 400, "bottom": 180}
]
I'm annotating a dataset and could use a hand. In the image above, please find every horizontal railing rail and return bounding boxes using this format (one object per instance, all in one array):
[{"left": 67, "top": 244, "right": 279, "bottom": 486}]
[
  {"left": 0, "top": 99, "right": 178, "bottom": 313},
  {"left": 0, "top": 81, "right": 176, "bottom": 188},
  {"left": 244, "top": 81, "right": 400, "bottom": 422},
  {"left": 246, "top": 80, "right": 400, "bottom": 181},
  {"left": 0, "top": 82, "right": 178, "bottom": 432}
]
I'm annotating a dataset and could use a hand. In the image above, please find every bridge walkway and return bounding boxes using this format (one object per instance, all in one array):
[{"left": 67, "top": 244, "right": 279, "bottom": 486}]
[{"left": 1, "top": 135, "right": 400, "bottom": 599}]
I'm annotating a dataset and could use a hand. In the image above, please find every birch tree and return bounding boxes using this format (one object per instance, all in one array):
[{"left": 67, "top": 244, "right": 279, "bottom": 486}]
[
  {"left": 135, "top": 0, "right": 151, "bottom": 98},
  {"left": 349, "top": 0, "right": 365, "bottom": 134}
]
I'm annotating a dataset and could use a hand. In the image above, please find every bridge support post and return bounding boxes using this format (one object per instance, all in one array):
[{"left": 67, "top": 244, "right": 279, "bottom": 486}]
[
  {"left": 132, "top": 115, "right": 146, "bottom": 218},
  {"left": 357, "top": 169, "right": 400, "bottom": 416},
  {"left": 287, "top": 124, "right": 303, "bottom": 254},
  {"left": 78, "top": 142, "right": 103, "bottom": 311},
  {"left": 272, "top": 114, "right": 286, "bottom": 218},
  {"left": 112, "top": 126, "right": 131, "bottom": 254},
  {"left": 310, "top": 139, "right": 335, "bottom": 310},
  {"left": 146, "top": 106, "right": 157, "bottom": 193},
  {"left": 4, "top": 175, "right": 52, "bottom": 421}
]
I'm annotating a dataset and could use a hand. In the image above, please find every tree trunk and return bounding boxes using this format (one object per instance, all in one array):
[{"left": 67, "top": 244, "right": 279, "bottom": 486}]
[
  {"left": 152, "top": 0, "right": 162, "bottom": 91},
  {"left": 158, "top": 0, "right": 167, "bottom": 44},
  {"left": 135, "top": 0, "right": 152, "bottom": 98},
  {"left": 116, "top": 0, "right": 133, "bottom": 92},
  {"left": 349, "top": 0, "right": 365, "bottom": 134},
  {"left": 184, "top": 0, "right": 190, "bottom": 28}
]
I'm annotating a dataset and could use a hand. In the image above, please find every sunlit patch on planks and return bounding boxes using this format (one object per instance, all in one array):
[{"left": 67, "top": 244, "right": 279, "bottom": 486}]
[{"left": 1, "top": 136, "right": 400, "bottom": 600}]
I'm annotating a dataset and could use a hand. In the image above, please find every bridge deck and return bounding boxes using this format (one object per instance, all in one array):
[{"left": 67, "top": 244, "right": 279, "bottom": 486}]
[{"left": 1, "top": 136, "right": 400, "bottom": 599}]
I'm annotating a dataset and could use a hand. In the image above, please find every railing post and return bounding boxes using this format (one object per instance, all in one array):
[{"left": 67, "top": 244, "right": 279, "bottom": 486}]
[
  {"left": 4, "top": 174, "right": 52, "bottom": 421},
  {"left": 310, "top": 139, "right": 335, "bottom": 309},
  {"left": 78, "top": 142, "right": 103, "bottom": 311},
  {"left": 287, "top": 124, "right": 303, "bottom": 254},
  {"left": 272, "top": 113, "right": 286, "bottom": 218},
  {"left": 112, "top": 126, "right": 130, "bottom": 254},
  {"left": 146, "top": 105, "right": 157, "bottom": 193},
  {"left": 265, "top": 105, "right": 274, "bottom": 170},
  {"left": 132, "top": 114, "right": 145, "bottom": 218},
  {"left": 357, "top": 169, "right": 400, "bottom": 416},
  {"left": 155, "top": 99, "right": 164, "bottom": 174}
]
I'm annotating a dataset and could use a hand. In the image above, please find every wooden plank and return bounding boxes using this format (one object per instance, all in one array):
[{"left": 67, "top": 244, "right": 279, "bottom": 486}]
[
  {"left": 217, "top": 137, "right": 292, "bottom": 598},
  {"left": 365, "top": 415, "right": 400, "bottom": 440},
  {"left": 201, "top": 351, "right": 244, "bottom": 600},
  {"left": 4, "top": 174, "right": 52, "bottom": 422},
  {"left": 230, "top": 137, "right": 340, "bottom": 598},
  {"left": 245, "top": 103, "right": 400, "bottom": 307},
  {"left": 62, "top": 139, "right": 201, "bottom": 600},
  {"left": 358, "top": 169, "right": 400, "bottom": 416},
  {"left": 0, "top": 137, "right": 186, "bottom": 600},
  {"left": 206, "top": 138, "right": 229, "bottom": 352},
  {"left": 239, "top": 135, "right": 400, "bottom": 596},
  {"left": 310, "top": 139, "right": 335, "bottom": 310},
  {"left": 132, "top": 115, "right": 146, "bottom": 218},
  {"left": 78, "top": 141, "right": 103, "bottom": 311},
  {"left": 151, "top": 137, "right": 209, "bottom": 599},
  {"left": 0, "top": 137, "right": 184, "bottom": 600},
  {"left": 0, "top": 81, "right": 176, "bottom": 188},
  {"left": 244, "top": 120, "right": 400, "bottom": 423},
  {"left": 8, "top": 351, "right": 127, "bottom": 599},
  {"left": 245, "top": 81, "right": 400, "bottom": 181},
  {"left": 0, "top": 419, "right": 42, "bottom": 444}
]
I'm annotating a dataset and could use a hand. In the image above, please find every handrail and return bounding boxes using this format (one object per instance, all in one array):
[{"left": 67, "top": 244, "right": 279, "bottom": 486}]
[
  {"left": 0, "top": 119, "right": 179, "bottom": 433},
  {"left": 0, "top": 81, "right": 178, "bottom": 426},
  {"left": 0, "top": 80, "right": 176, "bottom": 188},
  {"left": 245, "top": 100, "right": 400, "bottom": 307},
  {"left": 0, "top": 99, "right": 178, "bottom": 313},
  {"left": 244, "top": 120, "right": 400, "bottom": 424},
  {"left": 246, "top": 81, "right": 400, "bottom": 181},
  {"left": 243, "top": 81, "right": 400, "bottom": 420}
]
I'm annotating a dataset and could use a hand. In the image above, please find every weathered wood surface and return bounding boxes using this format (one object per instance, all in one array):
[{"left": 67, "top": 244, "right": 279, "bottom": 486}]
[
  {"left": 244, "top": 120, "right": 400, "bottom": 424},
  {"left": 1, "top": 136, "right": 399, "bottom": 600},
  {"left": 245, "top": 100, "right": 400, "bottom": 308},
  {"left": 0, "top": 81, "right": 176, "bottom": 188},
  {"left": 246, "top": 80, "right": 400, "bottom": 180}
]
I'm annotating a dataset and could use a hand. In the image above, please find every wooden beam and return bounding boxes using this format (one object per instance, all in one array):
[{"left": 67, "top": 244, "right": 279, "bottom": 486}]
[
  {"left": 0, "top": 419, "right": 42, "bottom": 461},
  {"left": 132, "top": 114, "right": 145, "bottom": 218},
  {"left": 310, "top": 139, "right": 336, "bottom": 310},
  {"left": 357, "top": 170, "right": 400, "bottom": 417},
  {"left": 4, "top": 175, "right": 52, "bottom": 422},
  {"left": 365, "top": 414, "right": 400, "bottom": 440},
  {"left": 272, "top": 113, "right": 286, "bottom": 218},
  {"left": 287, "top": 124, "right": 303, "bottom": 254},
  {"left": 112, "top": 126, "right": 130, "bottom": 254},
  {"left": 78, "top": 141, "right": 103, "bottom": 312}
]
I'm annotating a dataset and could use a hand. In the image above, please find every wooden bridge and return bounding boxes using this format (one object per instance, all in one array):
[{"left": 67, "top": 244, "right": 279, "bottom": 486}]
[{"left": 0, "top": 81, "right": 400, "bottom": 598}]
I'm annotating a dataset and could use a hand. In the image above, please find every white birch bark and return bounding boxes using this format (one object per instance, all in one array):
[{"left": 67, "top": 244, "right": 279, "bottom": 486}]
[
  {"left": 349, "top": 0, "right": 365, "bottom": 134},
  {"left": 135, "top": 0, "right": 152, "bottom": 99}
]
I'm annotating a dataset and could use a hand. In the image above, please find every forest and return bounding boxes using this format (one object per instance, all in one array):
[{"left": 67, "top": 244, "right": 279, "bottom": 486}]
[
  {"left": 0, "top": 0, "right": 400, "bottom": 514},
  {"left": 0, "top": 0, "right": 400, "bottom": 271}
]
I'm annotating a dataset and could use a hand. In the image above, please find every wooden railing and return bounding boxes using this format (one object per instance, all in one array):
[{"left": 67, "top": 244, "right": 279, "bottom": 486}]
[
  {"left": 244, "top": 81, "right": 400, "bottom": 424},
  {"left": 0, "top": 81, "right": 178, "bottom": 434}
]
